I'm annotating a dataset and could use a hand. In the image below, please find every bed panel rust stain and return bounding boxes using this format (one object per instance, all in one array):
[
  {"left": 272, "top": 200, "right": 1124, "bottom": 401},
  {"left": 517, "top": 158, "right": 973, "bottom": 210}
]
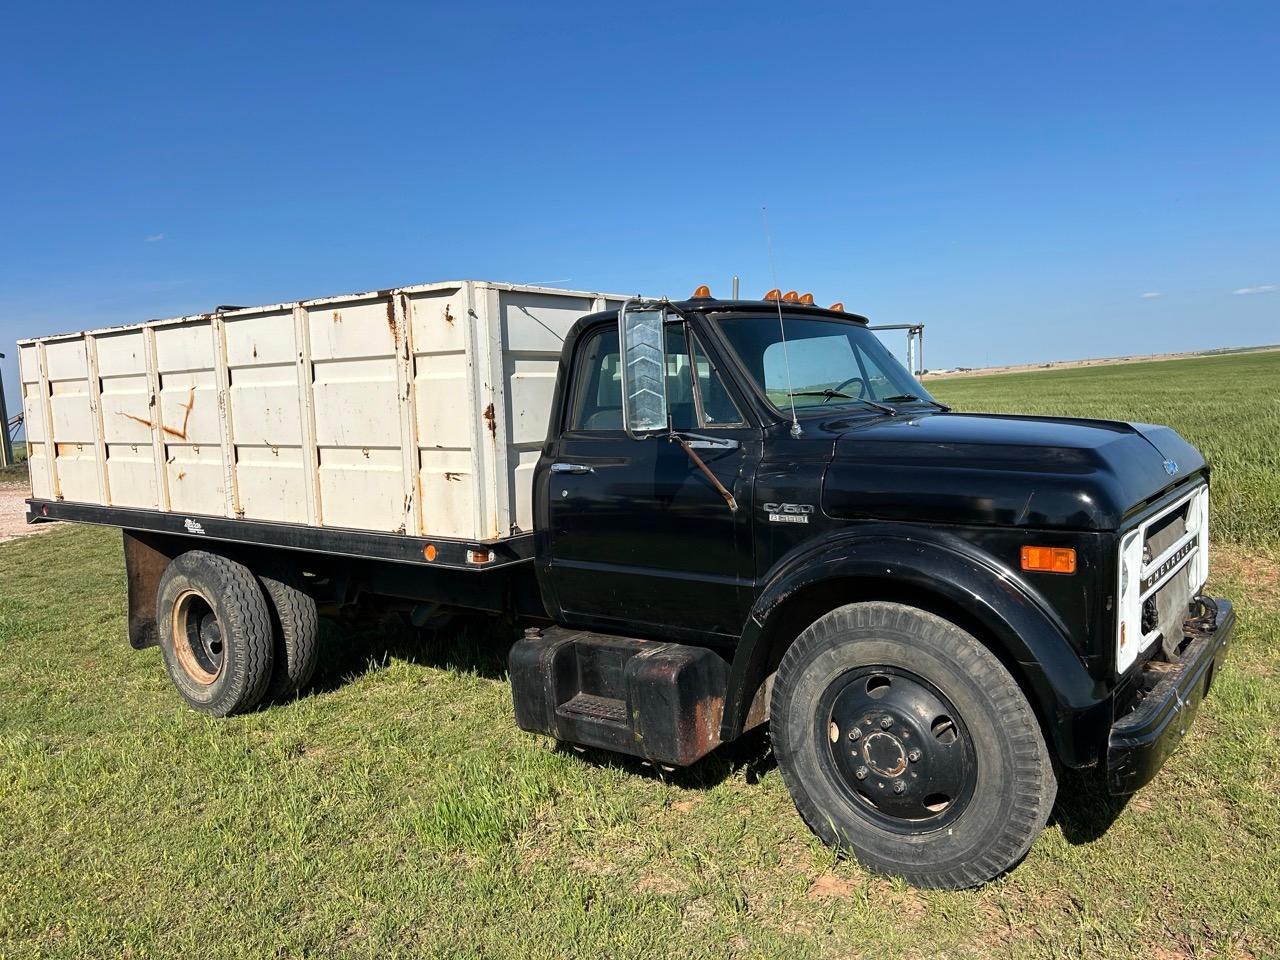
[
  {"left": 157, "top": 387, "right": 197, "bottom": 440},
  {"left": 483, "top": 403, "right": 496, "bottom": 441}
]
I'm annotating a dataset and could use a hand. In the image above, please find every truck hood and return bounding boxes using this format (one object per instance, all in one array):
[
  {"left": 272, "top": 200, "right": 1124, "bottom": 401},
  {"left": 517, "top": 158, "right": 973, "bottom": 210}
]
[{"left": 822, "top": 412, "right": 1206, "bottom": 531}]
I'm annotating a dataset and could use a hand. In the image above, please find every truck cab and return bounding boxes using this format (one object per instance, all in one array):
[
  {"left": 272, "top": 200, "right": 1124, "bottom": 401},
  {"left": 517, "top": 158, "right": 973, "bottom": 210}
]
[{"left": 511, "top": 290, "right": 1232, "bottom": 888}]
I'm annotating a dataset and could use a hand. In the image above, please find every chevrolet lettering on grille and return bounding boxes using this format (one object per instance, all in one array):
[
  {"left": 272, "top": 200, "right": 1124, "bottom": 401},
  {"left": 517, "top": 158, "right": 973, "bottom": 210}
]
[{"left": 1140, "top": 539, "right": 1197, "bottom": 594}]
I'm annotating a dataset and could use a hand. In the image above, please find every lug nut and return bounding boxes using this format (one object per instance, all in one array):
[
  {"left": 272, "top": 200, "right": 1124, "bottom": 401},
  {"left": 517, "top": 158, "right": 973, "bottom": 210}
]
[
  {"left": 848, "top": 727, "right": 862, "bottom": 741},
  {"left": 908, "top": 749, "right": 921, "bottom": 763},
  {"left": 893, "top": 780, "right": 906, "bottom": 794},
  {"left": 880, "top": 716, "right": 894, "bottom": 729},
  {"left": 854, "top": 766, "right": 868, "bottom": 780}
]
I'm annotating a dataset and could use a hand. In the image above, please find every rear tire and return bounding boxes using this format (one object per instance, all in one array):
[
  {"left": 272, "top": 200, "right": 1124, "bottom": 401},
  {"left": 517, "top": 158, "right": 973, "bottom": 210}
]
[
  {"left": 770, "top": 601, "right": 1056, "bottom": 890},
  {"left": 156, "top": 551, "right": 274, "bottom": 716},
  {"left": 259, "top": 567, "right": 320, "bottom": 702}
]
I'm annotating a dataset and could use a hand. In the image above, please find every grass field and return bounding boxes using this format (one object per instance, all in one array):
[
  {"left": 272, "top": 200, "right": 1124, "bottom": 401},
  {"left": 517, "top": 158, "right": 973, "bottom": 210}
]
[{"left": 2, "top": 352, "right": 1278, "bottom": 958}]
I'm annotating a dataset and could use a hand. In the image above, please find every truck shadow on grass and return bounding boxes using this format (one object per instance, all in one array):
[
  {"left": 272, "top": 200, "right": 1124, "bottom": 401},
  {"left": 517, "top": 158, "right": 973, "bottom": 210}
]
[
  {"left": 302, "top": 614, "right": 1131, "bottom": 843},
  {"left": 306, "top": 613, "right": 516, "bottom": 694}
]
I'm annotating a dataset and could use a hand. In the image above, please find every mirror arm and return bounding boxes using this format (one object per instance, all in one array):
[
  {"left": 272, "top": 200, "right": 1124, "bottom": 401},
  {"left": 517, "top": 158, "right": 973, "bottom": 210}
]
[{"left": 670, "top": 433, "right": 738, "bottom": 512}]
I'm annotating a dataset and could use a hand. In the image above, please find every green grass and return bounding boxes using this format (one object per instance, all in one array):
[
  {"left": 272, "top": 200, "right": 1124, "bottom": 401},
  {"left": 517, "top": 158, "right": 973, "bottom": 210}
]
[
  {"left": 930, "top": 351, "right": 1280, "bottom": 550},
  {"left": 2, "top": 354, "right": 1279, "bottom": 958}
]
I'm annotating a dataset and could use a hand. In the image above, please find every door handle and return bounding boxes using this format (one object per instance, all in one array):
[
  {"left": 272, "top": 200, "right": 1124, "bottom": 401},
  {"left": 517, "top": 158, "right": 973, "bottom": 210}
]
[{"left": 551, "top": 462, "right": 594, "bottom": 475}]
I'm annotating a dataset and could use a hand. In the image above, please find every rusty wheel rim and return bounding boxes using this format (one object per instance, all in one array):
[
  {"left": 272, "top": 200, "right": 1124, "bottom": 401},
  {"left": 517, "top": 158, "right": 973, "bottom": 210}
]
[{"left": 171, "top": 589, "right": 224, "bottom": 685}]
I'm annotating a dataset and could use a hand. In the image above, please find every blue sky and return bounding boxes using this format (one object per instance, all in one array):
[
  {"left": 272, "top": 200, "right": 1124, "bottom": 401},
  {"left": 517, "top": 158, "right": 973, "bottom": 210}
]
[{"left": 2, "top": 1, "right": 1277, "bottom": 425}]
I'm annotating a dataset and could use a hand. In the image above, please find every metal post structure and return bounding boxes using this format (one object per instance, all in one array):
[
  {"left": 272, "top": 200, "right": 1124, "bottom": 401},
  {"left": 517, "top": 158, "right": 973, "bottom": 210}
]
[
  {"left": 868, "top": 324, "right": 926, "bottom": 376},
  {"left": 0, "top": 351, "right": 13, "bottom": 467}
]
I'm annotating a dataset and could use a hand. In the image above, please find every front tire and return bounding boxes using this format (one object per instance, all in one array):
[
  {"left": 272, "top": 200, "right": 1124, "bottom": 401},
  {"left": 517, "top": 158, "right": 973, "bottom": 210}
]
[
  {"left": 156, "top": 551, "right": 274, "bottom": 716},
  {"left": 770, "top": 601, "right": 1056, "bottom": 889}
]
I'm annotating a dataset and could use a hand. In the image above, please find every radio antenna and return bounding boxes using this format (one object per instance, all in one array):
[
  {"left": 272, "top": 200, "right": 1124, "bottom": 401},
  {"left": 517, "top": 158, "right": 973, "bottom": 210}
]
[{"left": 762, "top": 206, "right": 802, "bottom": 438}]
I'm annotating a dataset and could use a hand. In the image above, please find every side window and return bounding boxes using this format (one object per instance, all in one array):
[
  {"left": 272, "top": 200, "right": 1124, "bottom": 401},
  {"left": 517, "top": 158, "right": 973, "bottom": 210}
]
[
  {"left": 691, "top": 335, "right": 745, "bottom": 427},
  {"left": 568, "top": 323, "right": 740, "bottom": 432},
  {"left": 664, "top": 325, "right": 698, "bottom": 431},
  {"left": 568, "top": 327, "right": 623, "bottom": 431}
]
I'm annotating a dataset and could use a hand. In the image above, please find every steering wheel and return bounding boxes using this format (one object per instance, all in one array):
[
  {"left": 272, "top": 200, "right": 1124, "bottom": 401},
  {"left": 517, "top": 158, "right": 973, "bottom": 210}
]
[{"left": 832, "top": 376, "right": 868, "bottom": 399}]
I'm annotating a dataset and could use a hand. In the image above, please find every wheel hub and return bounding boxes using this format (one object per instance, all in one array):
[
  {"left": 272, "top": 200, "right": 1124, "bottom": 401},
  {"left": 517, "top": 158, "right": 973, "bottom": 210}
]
[
  {"left": 861, "top": 730, "right": 908, "bottom": 777},
  {"left": 821, "top": 667, "right": 976, "bottom": 831},
  {"left": 172, "top": 591, "right": 225, "bottom": 685}
]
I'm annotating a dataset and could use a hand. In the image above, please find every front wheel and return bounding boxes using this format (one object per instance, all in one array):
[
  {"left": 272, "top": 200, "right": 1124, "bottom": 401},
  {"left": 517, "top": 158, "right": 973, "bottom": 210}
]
[{"left": 770, "top": 601, "right": 1056, "bottom": 889}]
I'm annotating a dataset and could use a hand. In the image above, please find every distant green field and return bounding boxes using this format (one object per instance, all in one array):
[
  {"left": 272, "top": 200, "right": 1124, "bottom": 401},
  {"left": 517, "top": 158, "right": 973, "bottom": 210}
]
[
  {"left": 931, "top": 350, "right": 1280, "bottom": 550},
  {"left": 2, "top": 353, "right": 1278, "bottom": 959}
]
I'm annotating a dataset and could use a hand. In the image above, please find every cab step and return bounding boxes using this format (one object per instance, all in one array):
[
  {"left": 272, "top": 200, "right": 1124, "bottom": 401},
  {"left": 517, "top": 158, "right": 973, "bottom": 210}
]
[{"left": 509, "top": 626, "right": 729, "bottom": 766}]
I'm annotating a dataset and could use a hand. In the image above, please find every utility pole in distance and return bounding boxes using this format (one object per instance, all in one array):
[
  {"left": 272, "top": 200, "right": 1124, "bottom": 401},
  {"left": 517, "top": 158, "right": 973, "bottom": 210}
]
[{"left": 0, "top": 352, "right": 13, "bottom": 467}]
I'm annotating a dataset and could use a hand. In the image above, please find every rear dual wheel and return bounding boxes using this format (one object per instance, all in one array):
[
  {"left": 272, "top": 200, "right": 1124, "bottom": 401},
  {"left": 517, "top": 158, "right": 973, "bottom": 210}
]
[
  {"left": 157, "top": 551, "right": 318, "bottom": 715},
  {"left": 770, "top": 601, "right": 1057, "bottom": 890}
]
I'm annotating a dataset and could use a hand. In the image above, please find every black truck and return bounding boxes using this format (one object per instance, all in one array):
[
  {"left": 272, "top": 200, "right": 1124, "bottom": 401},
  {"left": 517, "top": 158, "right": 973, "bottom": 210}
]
[{"left": 25, "top": 287, "right": 1233, "bottom": 889}]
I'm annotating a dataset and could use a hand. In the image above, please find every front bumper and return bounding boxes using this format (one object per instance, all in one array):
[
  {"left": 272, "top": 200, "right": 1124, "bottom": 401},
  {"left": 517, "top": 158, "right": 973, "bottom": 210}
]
[{"left": 1107, "top": 597, "right": 1234, "bottom": 795}]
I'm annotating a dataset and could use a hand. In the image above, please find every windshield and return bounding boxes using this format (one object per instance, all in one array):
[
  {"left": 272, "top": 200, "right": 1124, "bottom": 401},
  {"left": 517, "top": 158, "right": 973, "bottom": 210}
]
[{"left": 715, "top": 314, "right": 935, "bottom": 413}]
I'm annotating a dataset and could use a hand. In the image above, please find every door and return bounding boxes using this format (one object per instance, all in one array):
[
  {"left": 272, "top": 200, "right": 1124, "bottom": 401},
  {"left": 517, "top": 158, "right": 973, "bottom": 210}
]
[{"left": 546, "top": 320, "right": 758, "bottom": 639}]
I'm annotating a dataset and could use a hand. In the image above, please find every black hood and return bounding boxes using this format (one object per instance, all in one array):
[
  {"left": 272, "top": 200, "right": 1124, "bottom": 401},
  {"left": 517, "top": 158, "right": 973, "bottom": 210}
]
[{"left": 821, "top": 412, "right": 1206, "bottom": 531}]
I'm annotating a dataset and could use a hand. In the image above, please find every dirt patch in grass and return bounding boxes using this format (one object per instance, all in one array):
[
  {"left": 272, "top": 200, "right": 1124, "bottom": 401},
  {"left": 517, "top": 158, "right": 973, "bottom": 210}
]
[{"left": 0, "top": 480, "right": 54, "bottom": 544}]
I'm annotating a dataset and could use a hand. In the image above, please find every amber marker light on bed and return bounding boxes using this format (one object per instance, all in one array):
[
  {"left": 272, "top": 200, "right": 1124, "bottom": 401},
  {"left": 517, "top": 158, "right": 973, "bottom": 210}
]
[{"left": 1020, "top": 546, "right": 1077, "bottom": 574}]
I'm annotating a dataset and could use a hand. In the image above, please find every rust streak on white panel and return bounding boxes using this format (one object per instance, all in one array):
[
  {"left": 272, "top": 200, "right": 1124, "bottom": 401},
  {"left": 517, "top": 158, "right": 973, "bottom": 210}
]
[
  {"left": 211, "top": 314, "right": 240, "bottom": 519},
  {"left": 479, "top": 284, "right": 512, "bottom": 538},
  {"left": 141, "top": 326, "right": 170, "bottom": 511},
  {"left": 391, "top": 291, "right": 423, "bottom": 536},
  {"left": 83, "top": 334, "right": 112, "bottom": 506}
]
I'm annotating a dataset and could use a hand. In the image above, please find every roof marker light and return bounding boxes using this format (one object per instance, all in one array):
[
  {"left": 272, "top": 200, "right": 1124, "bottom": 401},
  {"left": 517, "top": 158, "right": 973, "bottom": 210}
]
[
  {"left": 782, "top": 290, "right": 799, "bottom": 302},
  {"left": 692, "top": 284, "right": 712, "bottom": 299},
  {"left": 829, "top": 302, "right": 845, "bottom": 312},
  {"left": 799, "top": 292, "right": 814, "bottom": 304},
  {"left": 763, "top": 288, "right": 782, "bottom": 300}
]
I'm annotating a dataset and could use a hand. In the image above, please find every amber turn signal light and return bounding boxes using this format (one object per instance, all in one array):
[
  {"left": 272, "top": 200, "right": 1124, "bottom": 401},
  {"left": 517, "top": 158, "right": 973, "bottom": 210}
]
[
  {"left": 763, "top": 288, "right": 782, "bottom": 300},
  {"left": 1020, "top": 546, "right": 1077, "bottom": 574},
  {"left": 691, "top": 284, "right": 712, "bottom": 298}
]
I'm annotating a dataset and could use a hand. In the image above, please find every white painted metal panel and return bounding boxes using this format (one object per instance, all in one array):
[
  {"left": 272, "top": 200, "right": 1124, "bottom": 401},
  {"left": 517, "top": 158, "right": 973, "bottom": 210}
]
[
  {"left": 95, "top": 328, "right": 159, "bottom": 508},
  {"left": 16, "top": 280, "right": 633, "bottom": 542},
  {"left": 222, "top": 308, "right": 307, "bottom": 523},
  {"left": 18, "top": 344, "right": 53, "bottom": 500},
  {"left": 44, "top": 339, "right": 99, "bottom": 504},
  {"left": 154, "top": 322, "right": 224, "bottom": 516}
]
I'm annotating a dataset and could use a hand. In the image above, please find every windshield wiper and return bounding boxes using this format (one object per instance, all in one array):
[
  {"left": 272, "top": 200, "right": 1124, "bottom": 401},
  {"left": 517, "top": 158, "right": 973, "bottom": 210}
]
[
  {"left": 789, "top": 391, "right": 897, "bottom": 415},
  {"left": 881, "top": 393, "right": 952, "bottom": 412}
]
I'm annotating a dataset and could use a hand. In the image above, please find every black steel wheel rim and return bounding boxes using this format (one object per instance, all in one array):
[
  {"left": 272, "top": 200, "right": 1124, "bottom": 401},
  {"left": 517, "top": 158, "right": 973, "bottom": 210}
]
[{"left": 816, "top": 666, "right": 976, "bottom": 833}]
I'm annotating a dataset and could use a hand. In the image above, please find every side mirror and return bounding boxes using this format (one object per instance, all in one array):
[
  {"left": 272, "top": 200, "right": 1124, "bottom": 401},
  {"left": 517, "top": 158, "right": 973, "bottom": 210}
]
[{"left": 618, "top": 299, "right": 669, "bottom": 438}]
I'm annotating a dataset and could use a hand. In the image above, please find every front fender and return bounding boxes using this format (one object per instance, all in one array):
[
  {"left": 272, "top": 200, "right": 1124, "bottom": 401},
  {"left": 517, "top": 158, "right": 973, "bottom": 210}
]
[{"left": 723, "top": 526, "right": 1112, "bottom": 768}]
